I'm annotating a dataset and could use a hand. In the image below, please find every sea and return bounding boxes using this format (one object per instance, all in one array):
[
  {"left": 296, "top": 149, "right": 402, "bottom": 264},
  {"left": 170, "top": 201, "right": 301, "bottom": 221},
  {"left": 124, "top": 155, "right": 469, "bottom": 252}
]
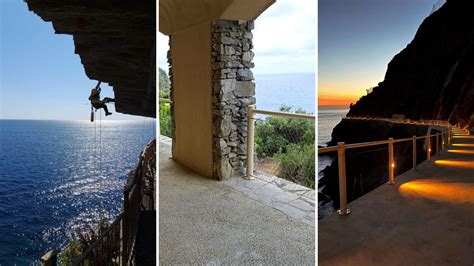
[
  {"left": 318, "top": 106, "right": 349, "bottom": 218},
  {"left": 255, "top": 73, "right": 315, "bottom": 114},
  {"left": 0, "top": 119, "right": 155, "bottom": 264},
  {"left": 318, "top": 106, "right": 348, "bottom": 169}
]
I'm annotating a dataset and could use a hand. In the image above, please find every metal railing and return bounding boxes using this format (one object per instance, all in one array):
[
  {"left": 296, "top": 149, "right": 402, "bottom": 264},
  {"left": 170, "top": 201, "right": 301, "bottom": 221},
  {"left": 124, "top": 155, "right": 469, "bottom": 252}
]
[
  {"left": 123, "top": 139, "right": 156, "bottom": 264},
  {"left": 158, "top": 98, "right": 172, "bottom": 104},
  {"left": 42, "top": 139, "right": 156, "bottom": 265},
  {"left": 246, "top": 105, "right": 315, "bottom": 188},
  {"left": 318, "top": 121, "right": 452, "bottom": 216},
  {"left": 345, "top": 116, "right": 449, "bottom": 126},
  {"left": 73, "top": 214, "right": 123, "bottom": 265}
]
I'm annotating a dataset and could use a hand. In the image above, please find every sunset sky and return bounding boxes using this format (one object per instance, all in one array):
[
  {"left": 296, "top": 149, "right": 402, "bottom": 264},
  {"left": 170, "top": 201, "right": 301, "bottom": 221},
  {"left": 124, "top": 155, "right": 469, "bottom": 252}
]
[{"left": 319, "top": 0, "right": 440, "bottom": 107}]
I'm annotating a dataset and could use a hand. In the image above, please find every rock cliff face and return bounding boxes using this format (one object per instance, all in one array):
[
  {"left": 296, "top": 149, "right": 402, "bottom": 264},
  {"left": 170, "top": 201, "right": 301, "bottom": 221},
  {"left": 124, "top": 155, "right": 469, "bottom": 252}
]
[
  {"left": 347, "top": 0, "right": 474, "bottom": 128},
  {"left": 25, "top": 0, "right": 156, "bottom": 118}
]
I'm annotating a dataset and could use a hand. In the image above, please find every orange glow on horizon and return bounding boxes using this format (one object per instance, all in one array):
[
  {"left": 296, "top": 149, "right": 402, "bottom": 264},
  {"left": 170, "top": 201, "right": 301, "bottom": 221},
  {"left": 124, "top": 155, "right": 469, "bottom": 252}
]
[
  {"left": 447, "top": 149, "right": 474, "bottom": 155},
  {"left": 318, "top": 98, "right": 354, "bottom": 107},
  {"left": 318, "top": 90, "right": 361, "bottom": 107},
  {"left": 435, "top": 160, "right": 474, "bottom": 169},
  {"left": 400, "top": 180, "right": 474, "bottom": 204}
]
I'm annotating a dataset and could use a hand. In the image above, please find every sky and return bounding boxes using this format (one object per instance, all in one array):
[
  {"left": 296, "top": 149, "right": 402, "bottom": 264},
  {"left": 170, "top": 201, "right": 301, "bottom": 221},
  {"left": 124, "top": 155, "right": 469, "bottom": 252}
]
[
  {"left": 0, "top": 0, "right": 146, "bottom": 120},
  {"left": 157, "top": 0, "right": 316, "bottom": 75},
  {"left": 319, "top": 0, "right": 440, "bottom": 107},
  {"left": 1, "top": 0, "right": 440, "bottom": 118}
]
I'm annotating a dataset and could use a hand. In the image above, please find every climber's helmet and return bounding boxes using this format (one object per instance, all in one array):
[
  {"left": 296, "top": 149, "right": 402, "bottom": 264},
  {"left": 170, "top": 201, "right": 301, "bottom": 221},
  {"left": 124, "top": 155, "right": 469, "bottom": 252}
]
[{"left": 91, "top": 87, "right": 100, "bottom": 95}]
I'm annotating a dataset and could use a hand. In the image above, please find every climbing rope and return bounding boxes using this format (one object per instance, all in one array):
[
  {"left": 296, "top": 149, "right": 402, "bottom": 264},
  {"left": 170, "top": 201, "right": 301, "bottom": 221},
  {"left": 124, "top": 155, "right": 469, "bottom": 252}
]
[
  {"left": 94, "top": 109, "right": 97, "bottom": 171},
  {"left": 99, "top": 109, "right": 102, "bottom": 175}
]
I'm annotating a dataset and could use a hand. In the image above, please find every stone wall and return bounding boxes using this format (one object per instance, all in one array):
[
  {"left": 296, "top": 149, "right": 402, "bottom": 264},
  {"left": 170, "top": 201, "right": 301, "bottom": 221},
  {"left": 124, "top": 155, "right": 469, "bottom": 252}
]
[
  {"left": 211, "top": 20, "right": 256, "bottom": 180},
  {"left": 167, "top": 37, "right": 176, "bottom": 156}
]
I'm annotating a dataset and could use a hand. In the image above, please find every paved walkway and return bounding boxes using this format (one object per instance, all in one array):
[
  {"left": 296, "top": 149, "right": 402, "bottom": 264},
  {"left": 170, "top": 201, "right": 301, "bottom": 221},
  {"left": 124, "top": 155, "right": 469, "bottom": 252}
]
[
  {"left": 319, "top": 129, "right": 474, "bottom": 265},
  {"left": 159, "top": 137, "right": 315, "bottom": 265}
]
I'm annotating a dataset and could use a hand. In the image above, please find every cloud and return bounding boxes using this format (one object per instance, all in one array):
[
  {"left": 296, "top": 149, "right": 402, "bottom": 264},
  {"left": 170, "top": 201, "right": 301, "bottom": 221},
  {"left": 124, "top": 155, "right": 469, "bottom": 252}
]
[
  {"left": 157, "top": 33, "right": 169, "bottom": 72},
  {"left": 157, "top": 0, "right": 316, "bottom": 74}
]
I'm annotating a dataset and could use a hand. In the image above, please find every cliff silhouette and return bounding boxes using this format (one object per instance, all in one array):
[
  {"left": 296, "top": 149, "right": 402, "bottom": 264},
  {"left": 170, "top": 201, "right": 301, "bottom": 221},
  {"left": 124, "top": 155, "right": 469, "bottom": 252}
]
[{"left": 347, "top": 0, "right": 474, "bottom": 128}]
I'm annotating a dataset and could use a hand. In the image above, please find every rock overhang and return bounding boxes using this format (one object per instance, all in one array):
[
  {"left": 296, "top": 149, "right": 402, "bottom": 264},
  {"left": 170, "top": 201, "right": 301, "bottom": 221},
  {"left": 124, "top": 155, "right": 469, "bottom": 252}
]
[{"left": 25, "top": 0, "right": 156, "bottom": 118}]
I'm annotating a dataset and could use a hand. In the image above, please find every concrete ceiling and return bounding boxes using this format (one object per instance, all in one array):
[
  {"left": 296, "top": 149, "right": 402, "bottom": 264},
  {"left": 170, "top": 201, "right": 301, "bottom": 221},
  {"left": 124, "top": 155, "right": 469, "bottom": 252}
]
[
  {"left": 25, "top": 0, "right": 156, "bottom": 118},
  {"left": 159, "top": 0, "right": 275, "bottom": 35}
]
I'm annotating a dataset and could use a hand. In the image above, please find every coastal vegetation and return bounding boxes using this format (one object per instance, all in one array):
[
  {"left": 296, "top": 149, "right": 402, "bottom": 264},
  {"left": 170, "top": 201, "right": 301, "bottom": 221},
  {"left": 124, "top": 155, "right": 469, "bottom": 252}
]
[
  {"left": 58, "top": 219, "right": 118, "bottom": 264},
  {"left": 255, "top": 106, "right": 315, "bottom": 189},
  {"left": 159, "top": 68, "right": 172, "bottom": 137}
]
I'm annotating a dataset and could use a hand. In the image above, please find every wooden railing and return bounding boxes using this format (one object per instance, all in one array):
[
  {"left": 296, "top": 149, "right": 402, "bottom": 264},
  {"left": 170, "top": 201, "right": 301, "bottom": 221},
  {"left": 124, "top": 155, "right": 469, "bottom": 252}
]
[{"left": 318, "top": 120, "right": 452, "bottom": 215}]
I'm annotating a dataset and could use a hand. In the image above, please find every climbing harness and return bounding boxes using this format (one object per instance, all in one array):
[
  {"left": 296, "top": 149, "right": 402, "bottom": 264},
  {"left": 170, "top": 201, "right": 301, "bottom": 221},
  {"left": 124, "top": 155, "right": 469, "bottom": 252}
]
[{"left": 90, "top": 81, "right": 102, "bottom": 123}]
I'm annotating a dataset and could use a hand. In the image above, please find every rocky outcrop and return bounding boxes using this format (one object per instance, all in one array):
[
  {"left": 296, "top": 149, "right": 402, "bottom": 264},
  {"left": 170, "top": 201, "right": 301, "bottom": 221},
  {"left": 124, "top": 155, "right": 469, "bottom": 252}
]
[
  {"left": 211, "top": 20, "right": 255, "bottom": 180},
  {"left": 347, "top": 0, "right": 474, "bottom": 128},
  {"left": 25, "top": 0, "right": 156, "bottom": 118}
]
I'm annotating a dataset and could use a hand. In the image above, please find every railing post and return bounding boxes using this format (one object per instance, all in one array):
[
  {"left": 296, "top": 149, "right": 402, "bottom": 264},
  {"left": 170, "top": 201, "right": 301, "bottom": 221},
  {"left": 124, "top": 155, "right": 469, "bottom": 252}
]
[
  {"left": 436, "top": 133, "right": 439, "bottom": 156},
  {"left": 427, "top": 135, "right": 432, "bottom": 161},
  {"left": 122, "top": 190, "right": 129, "bottom": 261},
  {"left": 448, "top": 125, "right": 451, "bottom": 145},
  {"left": 441, "top": 132, "right": 445, "bottom": 150},
  {"left": 388, "top": 138, "right": 395, "bottom": 185},
  {"left": 245, "top": 105, "right": 255, "bottom": 180},
  {"left": 337, "top": 142, "right": 350, "bottom": 215},
  {"left": 412, "top": 135, "right": 417, "bottom": 170}
]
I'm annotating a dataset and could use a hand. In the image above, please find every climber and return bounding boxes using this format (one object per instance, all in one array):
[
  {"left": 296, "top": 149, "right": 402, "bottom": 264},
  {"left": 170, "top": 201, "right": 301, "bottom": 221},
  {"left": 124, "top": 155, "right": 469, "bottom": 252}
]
[{"left": 89, "top": 83, "right": 115, "bottom": 116}]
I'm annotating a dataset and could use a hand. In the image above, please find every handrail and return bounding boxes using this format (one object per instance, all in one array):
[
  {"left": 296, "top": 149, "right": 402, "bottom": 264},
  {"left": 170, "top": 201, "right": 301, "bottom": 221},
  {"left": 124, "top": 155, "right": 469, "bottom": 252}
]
[
  {"left": 123, "top": 138, "right": 156, "bottom": 264},
  {"left": 124, "top": 139, "right": 156, "bottom": 193},
  {"left": 319, "top": 132, "right": 445, "bottom": 153},
  {"left": 159, "top": 98, "right": 172, "bottom": 103},
  {"left": 318, "top": 120, "right": 455, "bottom": 216},
  {"left": 43, "top": 140, "right": 156, "bottom": 265},
  {"left": 252, "top": 108, "right": 315, "bottom": 121},
  {"left": 73, "top": 213, "right": 124, "bottom": 265},
  {"left": 245, "top": 105, "right": 315, "bottom": 180},
  {"left": 344, "top": 116, "right": 449, "bottom": 126}
]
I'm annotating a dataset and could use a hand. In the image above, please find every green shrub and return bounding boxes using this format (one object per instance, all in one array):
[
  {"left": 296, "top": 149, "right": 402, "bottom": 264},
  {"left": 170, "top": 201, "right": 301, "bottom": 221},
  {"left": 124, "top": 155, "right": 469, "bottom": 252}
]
[
  {"left": 255, "top": 106, "right": 314, "bottom": 157},
  {"left": 58, "top": 219, "right": 109, "bottom": 264},
  {"left": 159, "top": 102, "right": 172, "bottom": 137},
  {"left": 275, "top": 143, "right": 315, "bottom": 189},
  {"left": 254, "top": 106, "right": 315, "bottom": 189}
]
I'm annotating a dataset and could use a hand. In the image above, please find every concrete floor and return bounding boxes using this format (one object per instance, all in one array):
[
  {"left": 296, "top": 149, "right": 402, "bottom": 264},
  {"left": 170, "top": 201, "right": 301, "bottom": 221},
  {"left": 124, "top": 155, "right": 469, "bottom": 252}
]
[
  {"left": 159, "top": 138, "right": 315, "bottom": 265},
  {"left": 319, "top": 132, "right": 474, "bottom": 265}
]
